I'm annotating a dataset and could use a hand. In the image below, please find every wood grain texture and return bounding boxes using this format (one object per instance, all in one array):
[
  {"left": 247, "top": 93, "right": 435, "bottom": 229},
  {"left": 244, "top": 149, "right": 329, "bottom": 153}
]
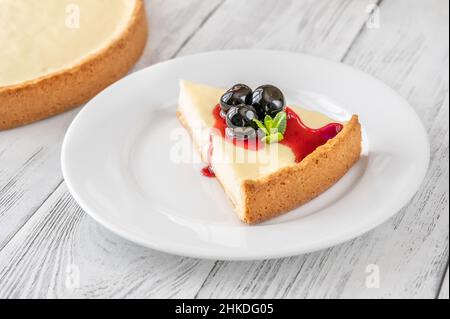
[
  {"left": 0, "top": 0, "right": 222, "bottom": 250},
  {"left": 0, "top": 0, "right": 380, "bottom": 299},
  {"left": 177, "top": 0, "right": 379, "bottom": 61},
  {"left": 338, "top": 0, "right": 448, "bottom": 298},
  {"left": 0, "top": 0, "right": 223, "bottom": 299},
  {"left": 0, "top": 111, "right": 76, "bottom": 250},
  {"left": 0, "top": 0, "right": 448, "bottom": 299},
  {"left": 0, "top": 186, "right": 214, "bottom": 298},
  {"left": 135, "top": 0, "right": 224, "bottom": 67},
  {"left": 194, "top": 0, "right": 449, "bottom": 299}
]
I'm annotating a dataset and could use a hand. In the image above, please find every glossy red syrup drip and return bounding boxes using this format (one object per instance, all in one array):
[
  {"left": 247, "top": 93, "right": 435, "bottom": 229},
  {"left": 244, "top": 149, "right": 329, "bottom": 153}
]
[
  {"left": 201, "top": 134, "right": 216, "bottom": 178},
  {"left": 281, "top": 107, "right": 344, "bottom": 162},
  {"left": 202, "top": 105, "right": 343, "bottom": 176},
  {"left": 201, "top": 166, "right": 216, "bottom": 178}
]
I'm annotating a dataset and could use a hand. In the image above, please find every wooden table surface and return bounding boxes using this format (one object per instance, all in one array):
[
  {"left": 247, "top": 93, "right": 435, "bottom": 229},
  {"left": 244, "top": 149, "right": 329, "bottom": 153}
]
[{"left": 0, "top": 0, "right": 448, "bottom": 299}]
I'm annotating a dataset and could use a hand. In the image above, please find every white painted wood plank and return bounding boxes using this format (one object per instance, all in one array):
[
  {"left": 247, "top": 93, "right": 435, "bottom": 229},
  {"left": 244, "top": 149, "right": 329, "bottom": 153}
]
[
  {"left": 195, "top": 0, "right": 449, "bottom": 299},
  {"left": 0, "top": 111, "right": 77, "bottom": 249},
  {"left": 135, "top": 0, "right": 224, "bottom": 67},
  {"left": 438, "top": 268, "right": 449, "bottom": 299},
  {"left": 178, "top": 0, "right": 379, "bottom": 61},
  {"left": 0, "top": 0, "right": 379, "bottom": 298},
  {"left": 0, "top": 185, "right": 214, "bottom": 298},
  {"left": 0, "top": 0, "right": 223, "bottom": 250},
  {"left": 339, "top": 0, "right": 449, "bottom": 297},
  {"left": 342, "top": 0, "right": 449, "bottom": 129}
]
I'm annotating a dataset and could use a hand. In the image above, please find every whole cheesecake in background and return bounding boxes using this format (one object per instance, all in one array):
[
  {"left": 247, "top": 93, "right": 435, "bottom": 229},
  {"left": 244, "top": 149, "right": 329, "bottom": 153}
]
[{"left": 0, "top": 0, "right": 148, "bottom": 130}]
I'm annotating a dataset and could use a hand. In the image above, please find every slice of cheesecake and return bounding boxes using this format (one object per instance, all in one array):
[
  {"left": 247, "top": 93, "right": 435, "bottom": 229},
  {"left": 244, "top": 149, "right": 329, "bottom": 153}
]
[
  {"left": 0, "top": 0, "right": 147, "bottom": 130},
  {"left": 178, "top": 80, "right": 362, "bottom": 224}
]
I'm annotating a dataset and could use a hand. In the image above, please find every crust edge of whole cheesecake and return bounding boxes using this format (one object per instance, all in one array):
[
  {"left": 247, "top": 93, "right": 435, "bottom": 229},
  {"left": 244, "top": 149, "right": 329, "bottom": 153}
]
[{"left": 0, "top": 0, "right": 148, "bottom": 130}]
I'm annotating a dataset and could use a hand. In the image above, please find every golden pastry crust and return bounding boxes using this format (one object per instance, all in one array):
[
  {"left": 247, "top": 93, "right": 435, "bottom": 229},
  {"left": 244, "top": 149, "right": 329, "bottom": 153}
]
[
  {"left": 0, "top": 0, "right": 148, "bottom": 130},
  {"left": 241, "top": 115, "right": 362, "bottom": 224},
  {"left": 178, "top": 110, "right": 362, "bottom": 225}
]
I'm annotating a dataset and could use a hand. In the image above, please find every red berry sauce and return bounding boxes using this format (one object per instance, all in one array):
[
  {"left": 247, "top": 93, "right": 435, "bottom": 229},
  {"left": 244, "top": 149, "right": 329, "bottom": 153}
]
[
  {"left": 201, "top": 104, "right": 343, "bottom": 176},
  {"left": 281, "top": 107, "right": 343, "bottom": 162},
  {"left": 201, "top": 166, "right": 216, "bottom": 178}
]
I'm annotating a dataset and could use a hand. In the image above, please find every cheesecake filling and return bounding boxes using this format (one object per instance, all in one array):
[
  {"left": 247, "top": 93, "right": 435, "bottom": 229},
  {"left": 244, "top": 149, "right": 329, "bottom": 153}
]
[
  {"left": 0, "top": 0, "right": 136, "bottom": 87},
  {"left": 178, "top": 80, "right": 343, "bottom": 182},
  {"left": 178, "top": 80, "right": 345, "bottom": 212}
]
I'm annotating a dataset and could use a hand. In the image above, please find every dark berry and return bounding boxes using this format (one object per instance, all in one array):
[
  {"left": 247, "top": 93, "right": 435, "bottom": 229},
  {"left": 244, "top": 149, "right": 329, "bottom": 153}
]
[
  {"left": 226, "top": 105, "right": 258, "bottom": 129},
  {"left": 252, "top": 85, "right": 285, "bottom": 117},
  {"left": 220, "top": 84, "right": 253, "bottom": 113},
  {"left": 226, "top": 106, "right": 245, "bottom": 128},
  {"left": 239, "top": 105, "right": 259, "bottom": 129}
]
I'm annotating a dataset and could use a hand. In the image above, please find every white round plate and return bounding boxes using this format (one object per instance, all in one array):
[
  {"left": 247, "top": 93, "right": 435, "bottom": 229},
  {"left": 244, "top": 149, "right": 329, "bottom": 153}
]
[{"left": 62, "top": 50, "right": 429, "bottom": 260}]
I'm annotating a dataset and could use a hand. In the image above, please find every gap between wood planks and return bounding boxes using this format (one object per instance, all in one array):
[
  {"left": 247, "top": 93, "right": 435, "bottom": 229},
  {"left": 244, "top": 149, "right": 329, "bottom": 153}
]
[
  {"left": 0, "top": 180, "right": 64, "bottom": 252},
  {"left": 340, "top": 0, "right": 384, "bottom": 61},
  {"left": 170, "top": 0, "right": 226, "bottom": 59}
]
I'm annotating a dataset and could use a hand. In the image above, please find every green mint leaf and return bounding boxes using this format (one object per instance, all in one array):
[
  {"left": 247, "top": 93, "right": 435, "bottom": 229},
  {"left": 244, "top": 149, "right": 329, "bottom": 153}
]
[
  {"left": 253, "top": 119, "right": 269, "bottom": 135},
  {"left": 263, "top": 132, "right": 284, "bottom": 144},
  {"left": 253, "top": 119, "right": 266, "bottom": 130},
  {"left": 255, "top": 113, "right": 287, "bottom": 144},
  {"left": 264, "top": 115, "right": 273, "bottom": 131},
  {"left": 273, "top": 111, "right": 287, "bottom": 134},
  {"left": 276, "top": 132, "right": 284, "bottom": 142}
]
